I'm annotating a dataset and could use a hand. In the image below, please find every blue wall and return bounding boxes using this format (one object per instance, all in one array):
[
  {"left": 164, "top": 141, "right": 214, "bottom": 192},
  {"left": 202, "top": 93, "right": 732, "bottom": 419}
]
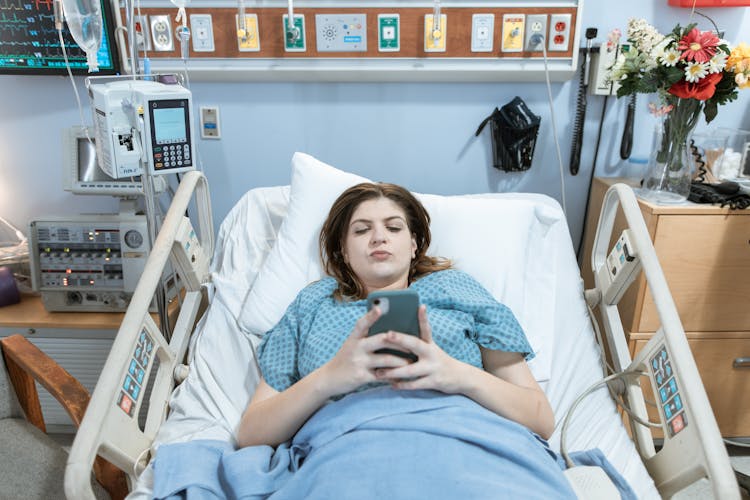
[{"left": 1, "top": 2, "right": 749, "bottom": 253}]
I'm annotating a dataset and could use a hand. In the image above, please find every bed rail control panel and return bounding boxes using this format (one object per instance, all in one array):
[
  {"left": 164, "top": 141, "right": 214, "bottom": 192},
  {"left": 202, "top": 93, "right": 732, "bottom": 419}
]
[
  {"left": 117, "top": 329, "right": 155, "bottom": 418},
  {"left": 171, "top": 216, "right": 210, "bottom": 291},
  {"left": 650, "top": 344, "right": 688, "bottom": 437},
  {"left": 598, "top": 229, "right": 641, "bottom": 305}
]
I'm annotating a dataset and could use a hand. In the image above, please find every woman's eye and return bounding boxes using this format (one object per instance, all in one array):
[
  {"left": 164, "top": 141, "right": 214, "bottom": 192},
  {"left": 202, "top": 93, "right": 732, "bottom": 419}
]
[
  {"left": 387, "top": 226, "right": 402, "bottom": 233},
  {"left": 354, "top": 227, "right": 369, "bottom": 235}
]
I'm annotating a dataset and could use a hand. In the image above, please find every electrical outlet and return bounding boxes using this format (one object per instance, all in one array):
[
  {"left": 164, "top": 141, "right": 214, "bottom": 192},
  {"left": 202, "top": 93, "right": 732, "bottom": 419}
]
[
  {"left": 134, "top": 15, "right": 151, "bottom": 52},
  {"left": 470, "top": 13, "right": 494, "bottom": 53},
  {"left": 190, "top": 14, "right": 215, "bottom": 52},
  {"left": 200, "top": 106, "right": 220, "bottom": 139},
  {"left": 424, "top": 14, "right": 447, "bottom": 52},
  {"left": 524, "top": 14, "right": 547, "bottom": 52},
  {"left": 548, "top": 13, "right": 571, "bottom": 52},
  {"left": 150, "top": 15, "right": 173, "bottom": 52},
  {"left": 316, "top": 13, "right": 367, "bottom": 52},
  {"left": 501, "top": 13, "right": 524, "bottom": 53},
  {"left": 236, "top": 13, "right": 260, "bottom": 52},
  {"left": 283, "top": 14, "right": 306, "bottom": 52},
  {"left": 378, "top": 13, "right": 399, "bottom": 52}
]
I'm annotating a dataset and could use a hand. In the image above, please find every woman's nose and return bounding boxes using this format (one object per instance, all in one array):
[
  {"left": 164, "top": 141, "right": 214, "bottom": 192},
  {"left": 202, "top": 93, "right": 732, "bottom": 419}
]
[{"left": 371, "top": 226, "right": 387, "bottom": 244}]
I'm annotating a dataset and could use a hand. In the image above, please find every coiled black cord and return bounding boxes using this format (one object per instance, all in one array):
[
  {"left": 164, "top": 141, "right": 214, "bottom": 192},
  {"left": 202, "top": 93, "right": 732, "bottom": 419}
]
[
  {"left": 569, "top": 61, "right": 586, "bottom": 176},
  {"left": 690, "top": 138, "right": 708, "bottom": 183}
]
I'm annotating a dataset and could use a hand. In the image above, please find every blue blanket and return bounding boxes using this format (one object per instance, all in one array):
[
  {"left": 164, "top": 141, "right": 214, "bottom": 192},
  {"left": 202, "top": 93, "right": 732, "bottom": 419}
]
[{"left": 153, "top": 388, "right": 634, "bottom": 499}]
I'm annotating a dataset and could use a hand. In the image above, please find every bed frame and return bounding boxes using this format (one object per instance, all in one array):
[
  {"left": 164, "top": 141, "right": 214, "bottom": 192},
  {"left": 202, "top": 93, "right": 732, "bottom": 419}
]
[{"left": 64, "top": 175, "right": 739, "bottom": 499}]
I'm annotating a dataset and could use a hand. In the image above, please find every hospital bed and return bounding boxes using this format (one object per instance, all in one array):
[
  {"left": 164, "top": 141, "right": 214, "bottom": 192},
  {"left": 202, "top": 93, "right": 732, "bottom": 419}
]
[{"left": 65, "top": 153, "right": 739, "bottom": 499}]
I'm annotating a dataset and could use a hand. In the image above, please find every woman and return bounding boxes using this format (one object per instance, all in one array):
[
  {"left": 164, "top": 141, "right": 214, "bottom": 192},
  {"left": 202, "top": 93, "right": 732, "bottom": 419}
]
[{"left": 237, "top": 182, "right": 554, "bottom": 449}]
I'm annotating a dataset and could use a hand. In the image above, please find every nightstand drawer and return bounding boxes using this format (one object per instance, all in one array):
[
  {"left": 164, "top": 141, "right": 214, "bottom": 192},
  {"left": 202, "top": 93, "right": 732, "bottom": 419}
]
[
  {"left": 636, "top": 214, "right": 750, "bottom": 333},
  {"left": 634, "top": 336, "right": 750, "bottom": 437}
]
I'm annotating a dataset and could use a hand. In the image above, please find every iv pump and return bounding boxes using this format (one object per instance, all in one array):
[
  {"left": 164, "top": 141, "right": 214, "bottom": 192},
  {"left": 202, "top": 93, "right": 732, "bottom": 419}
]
[{"left": 87, "top": 78, "right": 195, "bottom": 179}]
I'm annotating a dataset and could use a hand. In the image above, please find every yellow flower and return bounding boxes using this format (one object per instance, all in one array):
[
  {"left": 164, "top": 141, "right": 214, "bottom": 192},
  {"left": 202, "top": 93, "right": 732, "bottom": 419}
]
[{"left": 727, "top": 42, "right": 750, "bottom": 89}]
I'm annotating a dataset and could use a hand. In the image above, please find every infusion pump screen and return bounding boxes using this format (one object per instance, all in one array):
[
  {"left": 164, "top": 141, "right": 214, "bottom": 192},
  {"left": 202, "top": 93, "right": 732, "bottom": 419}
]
[
  {"left": 153, "top": 108, "right": 187, "bottom": 145},
  {"left": 148, "top": 99, "right": 193, "bottom": 173}
]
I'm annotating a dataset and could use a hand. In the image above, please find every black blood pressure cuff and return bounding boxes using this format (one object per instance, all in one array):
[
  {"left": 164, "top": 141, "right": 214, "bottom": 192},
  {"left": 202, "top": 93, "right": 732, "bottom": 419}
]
[
  {"left": 688, "top": 181, "right": 750, "bottom": 210},
  {"left": 475, "top": 96, "right": 540, "bottom": 173}
]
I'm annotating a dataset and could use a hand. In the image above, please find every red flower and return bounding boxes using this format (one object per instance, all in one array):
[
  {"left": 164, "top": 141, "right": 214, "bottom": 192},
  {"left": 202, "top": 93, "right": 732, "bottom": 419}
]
[
  {"left": 678, "top": 28, "right": 719, "bottom": 63},
  {"left": 668, "top": 72, "right": 723, "bottom": 100}
]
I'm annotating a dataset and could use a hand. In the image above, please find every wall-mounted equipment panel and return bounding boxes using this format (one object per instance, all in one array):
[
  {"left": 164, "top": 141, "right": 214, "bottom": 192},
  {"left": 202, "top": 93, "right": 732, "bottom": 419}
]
[{"left": 114, "top": 1, "right": 583, "bottom": 82}]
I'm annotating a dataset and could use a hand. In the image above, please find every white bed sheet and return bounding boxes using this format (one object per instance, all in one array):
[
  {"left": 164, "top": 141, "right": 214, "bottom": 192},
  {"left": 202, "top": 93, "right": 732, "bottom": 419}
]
[{"left": 127, "top": 185, "right": 659, "bottom": 499}]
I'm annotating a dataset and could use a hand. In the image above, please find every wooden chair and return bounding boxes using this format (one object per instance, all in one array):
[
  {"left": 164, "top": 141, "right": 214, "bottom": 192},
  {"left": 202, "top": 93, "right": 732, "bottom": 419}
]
[{"left": 0, "top": 334, "right": 128, "bottom": 499}]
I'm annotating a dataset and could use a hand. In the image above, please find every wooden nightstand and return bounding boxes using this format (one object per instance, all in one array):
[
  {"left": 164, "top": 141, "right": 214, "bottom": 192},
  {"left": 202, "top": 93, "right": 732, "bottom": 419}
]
[{"left": 580, "top": 177, "right": 750, "bottom": 437}]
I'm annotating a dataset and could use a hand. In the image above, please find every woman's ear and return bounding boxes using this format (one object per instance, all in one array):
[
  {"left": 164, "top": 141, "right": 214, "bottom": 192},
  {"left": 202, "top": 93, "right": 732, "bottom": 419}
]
[{"left": 411, "top": 235, "right": 417, "bottom": 259}]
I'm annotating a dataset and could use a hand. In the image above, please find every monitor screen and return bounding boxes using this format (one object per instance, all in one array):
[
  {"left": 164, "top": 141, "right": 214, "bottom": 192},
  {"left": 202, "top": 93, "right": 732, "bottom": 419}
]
[
  {"left": 0, "top": 0, "right": 120, "bottom": 75},
  {"left": 63, "top": 127, "right": 143, "bottom": 196}
]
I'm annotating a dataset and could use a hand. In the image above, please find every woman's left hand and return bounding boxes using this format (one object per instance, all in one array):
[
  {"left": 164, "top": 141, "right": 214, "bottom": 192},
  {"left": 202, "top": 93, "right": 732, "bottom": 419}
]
[{"left": 374, "top": 305, "right": 469, "bottom": 394}]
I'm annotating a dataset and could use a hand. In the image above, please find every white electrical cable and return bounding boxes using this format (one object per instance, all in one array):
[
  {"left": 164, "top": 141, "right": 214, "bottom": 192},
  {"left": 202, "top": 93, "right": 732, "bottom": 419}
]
[
  {"left": 540, "top": 36, "right": 568, "bottom": 216},
  {"left": 559, "top": 370, "right": 660, "bottom": 469}
]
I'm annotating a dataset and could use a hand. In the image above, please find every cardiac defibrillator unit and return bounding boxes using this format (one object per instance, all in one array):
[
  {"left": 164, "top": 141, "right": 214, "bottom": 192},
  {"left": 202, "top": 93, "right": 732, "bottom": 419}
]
[{"left": 89, "top": 79, "right": 194, "bottom": 179}]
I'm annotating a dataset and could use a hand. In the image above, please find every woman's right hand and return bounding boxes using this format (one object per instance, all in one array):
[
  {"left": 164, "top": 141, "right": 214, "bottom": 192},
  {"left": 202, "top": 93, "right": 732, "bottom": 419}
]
[{"left": 320, "top": 306, "right": 412, "bottom": 396}]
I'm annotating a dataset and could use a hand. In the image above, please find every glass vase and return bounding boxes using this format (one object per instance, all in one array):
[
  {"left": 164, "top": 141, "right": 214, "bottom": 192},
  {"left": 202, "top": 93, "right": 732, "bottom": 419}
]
[{"left": 640, "top": 98, "right": 702, "bottom": 204}]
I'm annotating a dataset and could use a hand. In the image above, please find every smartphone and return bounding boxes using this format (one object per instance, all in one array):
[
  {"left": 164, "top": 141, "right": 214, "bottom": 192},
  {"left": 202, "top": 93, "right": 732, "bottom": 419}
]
[{"left": 367, "top": 289, "right": 420, "bottom": 362}]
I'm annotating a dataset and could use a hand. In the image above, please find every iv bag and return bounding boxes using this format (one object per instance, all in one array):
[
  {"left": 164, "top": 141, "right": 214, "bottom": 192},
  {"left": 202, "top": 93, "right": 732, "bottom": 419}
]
[{"left": 61, "top": 0, "right": 102, "bottom": 72}]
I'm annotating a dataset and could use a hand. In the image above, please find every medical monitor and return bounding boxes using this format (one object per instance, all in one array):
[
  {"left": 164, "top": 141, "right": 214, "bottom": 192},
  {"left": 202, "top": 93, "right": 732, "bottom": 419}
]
[
  {"left": 62, "top": 126, "right": 144, "bottom": 196},
  {"left": 0, "top": 0, "right": 120, "bottom": 75}
]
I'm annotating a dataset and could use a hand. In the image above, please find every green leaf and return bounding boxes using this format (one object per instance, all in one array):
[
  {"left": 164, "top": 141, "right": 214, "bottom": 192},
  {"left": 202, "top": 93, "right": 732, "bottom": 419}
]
[{"left": 703, "top": 100, "right": 718, "bottom": 124}]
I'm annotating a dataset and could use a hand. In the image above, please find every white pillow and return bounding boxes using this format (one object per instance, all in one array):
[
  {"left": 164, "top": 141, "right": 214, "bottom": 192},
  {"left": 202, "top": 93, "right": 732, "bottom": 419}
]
[{"left": 238, "top": 152, "right": 560, "bottom": 381}]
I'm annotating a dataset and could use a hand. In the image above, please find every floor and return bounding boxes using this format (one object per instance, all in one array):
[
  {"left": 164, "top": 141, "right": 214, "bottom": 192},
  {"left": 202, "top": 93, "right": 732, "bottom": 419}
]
[
  {"left": 673, "top": 442, "right": 750, "bottom": 499},
  {"left": 51, "top": 434, "right": 750, "bottom": 498}
]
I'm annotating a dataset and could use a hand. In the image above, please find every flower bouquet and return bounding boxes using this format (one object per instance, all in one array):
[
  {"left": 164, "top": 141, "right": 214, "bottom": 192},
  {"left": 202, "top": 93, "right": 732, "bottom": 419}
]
[{"left": 610, "top": 19, "right": 749, "bottom": 202}]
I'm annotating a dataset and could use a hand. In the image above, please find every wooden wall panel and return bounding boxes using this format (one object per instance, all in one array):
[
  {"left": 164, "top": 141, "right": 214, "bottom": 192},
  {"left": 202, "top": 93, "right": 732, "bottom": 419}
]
[{"left": 126, "top": 7, "right": 576, "bottom": 60}]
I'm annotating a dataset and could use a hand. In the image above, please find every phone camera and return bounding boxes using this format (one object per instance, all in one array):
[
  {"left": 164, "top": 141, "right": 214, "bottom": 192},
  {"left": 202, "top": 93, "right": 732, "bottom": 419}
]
[{"left": 374, "top": 299, "right": 381, "bottom": 305}]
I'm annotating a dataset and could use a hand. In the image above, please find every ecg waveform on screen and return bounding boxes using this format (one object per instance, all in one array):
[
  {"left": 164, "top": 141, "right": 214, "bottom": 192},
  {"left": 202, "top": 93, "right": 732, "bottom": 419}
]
[{"left": 0, "top": 1, "right": 92, "bottom": 69}]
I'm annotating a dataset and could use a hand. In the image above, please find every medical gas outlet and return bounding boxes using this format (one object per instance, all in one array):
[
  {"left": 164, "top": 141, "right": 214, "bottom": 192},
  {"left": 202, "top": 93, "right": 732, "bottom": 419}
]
[
  {"left": 236, "top": 13, "right": 260, "bottom": 52},
  {"left": 501, "top": 14, "right": 524, "bottom": 53},
  {"left": 424, "top": 13, "right": 447, "bottom": 52},
  {"left": 378, "top": 14, "right": 399, "bottom": 52},
  {"left": 283, "top": 14, "right": 306, "bottom": 52}
]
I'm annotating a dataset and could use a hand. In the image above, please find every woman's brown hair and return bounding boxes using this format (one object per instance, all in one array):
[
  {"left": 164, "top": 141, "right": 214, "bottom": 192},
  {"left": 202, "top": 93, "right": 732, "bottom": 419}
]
[{"left": 320, "top": 182, "right": 451, "bottom": 300}]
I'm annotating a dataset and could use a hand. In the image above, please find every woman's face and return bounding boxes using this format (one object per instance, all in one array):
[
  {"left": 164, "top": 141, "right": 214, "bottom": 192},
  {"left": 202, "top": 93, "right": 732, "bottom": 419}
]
[{"left": 343, "top": 197, "right": 417, "bottom": 294}]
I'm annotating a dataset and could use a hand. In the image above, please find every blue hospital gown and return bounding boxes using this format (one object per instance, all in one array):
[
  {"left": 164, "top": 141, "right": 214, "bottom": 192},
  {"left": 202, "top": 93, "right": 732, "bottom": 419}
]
[{"left": 257, "top": 269, "right": 534, "bottom": 393}]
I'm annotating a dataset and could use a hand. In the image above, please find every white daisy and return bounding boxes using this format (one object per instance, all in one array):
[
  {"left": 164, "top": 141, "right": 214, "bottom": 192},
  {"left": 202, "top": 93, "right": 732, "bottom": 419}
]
[
  {"left": 684, "top": 61, "right": 709, "bottom": 82},
  {"left": 660, "top": 48, "right": 681, "bottom": 67},
  {"left": 707, "top": 52, "right": 728, "bottom": 74}
]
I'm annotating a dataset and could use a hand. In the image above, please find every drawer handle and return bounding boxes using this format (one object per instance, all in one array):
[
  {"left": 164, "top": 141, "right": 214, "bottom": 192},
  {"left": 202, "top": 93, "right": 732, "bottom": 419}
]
[{"left": 734, "top": 357, "right": 750, "bottom": 368}]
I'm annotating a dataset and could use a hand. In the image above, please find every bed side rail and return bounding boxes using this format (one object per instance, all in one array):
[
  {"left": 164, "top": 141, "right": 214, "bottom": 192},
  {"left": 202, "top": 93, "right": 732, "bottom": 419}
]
[
  {"left": 65, "top": 171, "right": 213, "bottom": 500},
  {"left": 590, "top": 183, "right": 738, "bottom": 499}
]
